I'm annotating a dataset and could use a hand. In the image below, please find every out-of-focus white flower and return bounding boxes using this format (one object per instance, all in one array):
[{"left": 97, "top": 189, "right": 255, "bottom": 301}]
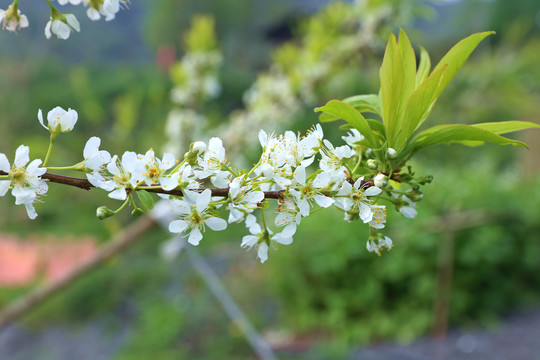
[
  {"left": 398, "top": 195, "right": 417, "bottom": 219},
  {"left": 0, "top": 7, "right": 29, "bottom": 32},
  {"left": 83, "top": 137, "right": 111, "bottom": 171},
  {"left": 373, "top": 173, "right": 386, "bottom": 188},
  {"left": 38, "top": 107, "right": 78, "bottom": 134},
  {"left": 57, "top": 0, "right": 83, "bottom": 5},
  {"left": 342, "top": 129, "right": 364, "bottom": 147},
  {"left": 367, "top": 236, "right": 393, "bottom": 256},
  {"left": 0, "top": 145, "right": 47, "bottom": 219},
  {"left": 168, "top": 189, "right": 227, "bottom": 245},
  {"left": 386, "top": 147, "right": 397, "bottom": 159},
  {"left": 45, "top": 14, "right": 80, "bottom": 39},
  {"left": 241, "top": 220, "right": 295, "bottom": 263}
]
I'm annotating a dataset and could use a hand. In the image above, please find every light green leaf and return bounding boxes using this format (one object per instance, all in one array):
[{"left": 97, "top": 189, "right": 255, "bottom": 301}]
[
  {"left": 408, "top": 124, "right": 528, "bottom": 155},
  {"left": 137, "top": 190, "right": 155, "bottom": 210},
  {"left": 380, "top": 30, "right": 417, "bottom": 148},
  {"left": 471, "top": 121, "right": 540, "bottom": 135},
  {"left": 379, "top": 33, "right": 402, "bottom": 147},
  {"left": 315, "top": 100, "right": 378, "bottom": 148},
  {"left": 432, "top": 31, "right": 495, "bottom": 99},
  {"left": 318, "top": 94, "right": 380, "bottom": 123},
  {"left": 415, "top": 46, "right": 431, "bottom": 88},
  {"left": 396, "top": 65, "right": 447, "bottom": 150}
]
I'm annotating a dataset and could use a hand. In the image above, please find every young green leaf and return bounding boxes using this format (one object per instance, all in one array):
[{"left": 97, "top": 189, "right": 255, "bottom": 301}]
[
  {"left": 318, "top": 94, "right": 380, "bottom": 122},
  {"left": 396, "top": 65, "right": 447, "bottom": 150},
  {"left": 408, "top": 124, "right": 528, "bottom": 155},
  {"left": 432, "top": 31, "right": 495, "bottom": 99},
  {"left": 315, "top": 100, "right": 378, "bottom": 148},
  {"left": 137, "top": 190, "right": 155, "bottom": 210},
  {"left": 415, "top": 46, "right": 431, "bottom": 88},
  {"left": 471, "top": 121, "right": 540, "bottom": 135}
]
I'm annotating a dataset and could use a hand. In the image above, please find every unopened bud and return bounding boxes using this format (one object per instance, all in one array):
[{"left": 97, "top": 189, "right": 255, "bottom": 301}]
[
  {"left": 131, "top": 208, "right": 144, "bottom": 217},
  {"left": 386, "top": 148, "right": 397, "bottom": 159},
  {"left": 417, "top": 175, "right": 433, "bottom": 185},
  {"left": 407, "top": 191, "right": 423, "bottom": 202},
  {"left": 374, "top": 174, "right": 386, "bottom": 188},
  {"left": 366, "top": 159, "right": 378, "bottom": 170},
  {"left": 192, "top": 141, "right": 207, "bottom": 153},
  {"left": 96, "top": 206, "right": 115, "bottom": 220}
]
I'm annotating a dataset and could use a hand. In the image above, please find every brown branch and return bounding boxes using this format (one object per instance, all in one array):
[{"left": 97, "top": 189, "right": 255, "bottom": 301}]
[
  {"left": 0, "top": 216, "right": 157, "bottom": 330},
  {"left": 0, "top": 170, "right": 285, "bottom": 200}
]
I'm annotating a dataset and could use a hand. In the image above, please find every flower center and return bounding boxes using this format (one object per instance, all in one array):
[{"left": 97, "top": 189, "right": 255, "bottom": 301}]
[
  {"left": 301, "top": 185, "right": 314, "bottom": 199},
  {"left": 114, "top": 172, "right": 131, "bottom": 186},
  {"left": 189, "top": 211, "right": 203, "bottom": 226},
  {"left": 147, "top": 166, "right": 161, "bottom": 183},
  {"left": 9, "top": 167, "right": 27, "bottom": 186}
]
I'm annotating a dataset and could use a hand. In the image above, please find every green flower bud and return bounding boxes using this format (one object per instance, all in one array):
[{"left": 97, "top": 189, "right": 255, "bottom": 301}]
[
  {"left": 96, "top": 206, "right": 115, "bottom": 220},
  {"left": 386, "top": 148, "right": 397, "bottom": 159},
  {"left": 366, "top": 159, "right": 378, "bottom": 170}
]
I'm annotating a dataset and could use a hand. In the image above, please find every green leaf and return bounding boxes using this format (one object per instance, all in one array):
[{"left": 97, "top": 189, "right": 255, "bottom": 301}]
[
  {"left": 315, "top": 100, "right": 378, "bottom": 148},
  {"left": 137, "top": 190, "right": 155, "bottom": 210},
  {"left": 471, "top": 121, "right": 540, "bottom": 135},
  {"left": 407, "top": 124, "right": 528, "bottom": 155},
  {"left": 415, "top": 46, "right": 431, "bottom": 88},
  {"left": 366, "top": 119, "right": 386, "bottom": 137},
  {"left": 380, "top": 30, "right": 417, "bottom": 147},
  {"left": 396, "top": 65, "right": 447, "bottom": 150},
  {"left": 318, "top": 94, "right": 379, "bottom": 122},
  {"left": 431, "top": 31, "right": 495, "bottom": 99}
]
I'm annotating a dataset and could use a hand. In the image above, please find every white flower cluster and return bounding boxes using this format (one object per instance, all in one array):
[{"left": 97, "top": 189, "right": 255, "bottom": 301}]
[
  {"left": 1, "top": 106, "right": 410, "bottom": 263},
  {"left": 0, "top": 0, "right": 127, "bottom": 39}
]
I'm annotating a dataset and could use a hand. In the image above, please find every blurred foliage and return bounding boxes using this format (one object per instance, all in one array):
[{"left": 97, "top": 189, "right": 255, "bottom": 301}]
[
  {"left": 265, "top": 159, "right": 540, "bottom": 344},
  {"left": 1, "top": 0, "right": 540, "bottom": 358}
]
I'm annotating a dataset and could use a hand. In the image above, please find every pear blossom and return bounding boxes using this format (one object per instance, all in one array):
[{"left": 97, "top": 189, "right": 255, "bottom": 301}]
[
  {"left": 274, "top": 197, "right": 302, "bottom": 234},
  {"left": 83, "top": 136, "right": 111, "bottom": 171},
  {"left": 369, "top": 205, "right": 387, "bottom": 229},
  {"left": 241, "top": 220, "right": 295, "bottom": 263},
  {"left": 132, "top": 149, "right": 179, "bottom": 190},
  {"left": 366, "top": 236, "right": 393, "bottom": 256},
  {"left": 168, "top": 189, "right": 227, "bottom": 245},
  {"left": 319, "top": 139, "right": 353, "bottom": 184},
  {"left": 0, "top": 8, "right": 29, "bottom": 32},
  {"left": 195, "top": 137, "right": 230, "bottom": 188},
  {"left": 373, "top": 173, "right": 386, "bottom": 188},
  {"left": 57, "top": 0, "right": 83, "bottom": 5},
  {"left": 227, "top": 176, "right": 264, "bottom": 223},
  {"left": 336, "top": 178, "right": 381, "bottom": 222},
  {"left": 289, "top": 166, "right": 334, "bottom": 216},
  {"left": 0, "top": 146, "right": 47, "bottom": 219},
  {"left": 342, "top": 129, "right": 364, "bottom": 147},
  {"left": 45, "top": 14, "right": 80, "bottom": 40},
  {"left": 86, "top": 0, "right": 123, "bottom": 21},
  {"left": 87, "top": 152, "right": 138, "bottom": 200},
  {"left": 398, "top": 195, "right": 417, "bottom": 219},
  {"left": 38, "top": 107, "right": 78, "bottom": 134}
]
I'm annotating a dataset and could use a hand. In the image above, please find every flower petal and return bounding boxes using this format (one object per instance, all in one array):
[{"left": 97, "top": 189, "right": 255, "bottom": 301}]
[
  {"left": 188, "top": 228, "right": 203, "bottom": 245},
  {"left": 205, "top": 216, "right": 227, "bottom": 231},
  {"left": 169, "top": 219, "right": 188, "bottom": 234}
]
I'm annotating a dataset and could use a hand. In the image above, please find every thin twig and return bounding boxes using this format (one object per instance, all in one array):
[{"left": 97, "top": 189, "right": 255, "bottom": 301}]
[{"left": 0, "top": 171, "right": 285, "bottom": 199}]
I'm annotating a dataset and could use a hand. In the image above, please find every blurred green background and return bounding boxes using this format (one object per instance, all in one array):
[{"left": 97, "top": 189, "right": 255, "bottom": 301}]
[{"left": 0, "top": 0, "right": 539, "bottom": 359}]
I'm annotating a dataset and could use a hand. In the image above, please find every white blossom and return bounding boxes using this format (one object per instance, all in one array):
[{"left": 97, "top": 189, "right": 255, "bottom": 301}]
[
  {"left": 45, "top": 14, "right": 80, "bottom": 40},
  {"left": 241, "top": 221, "right": 295, "bottom": 263},
  {"left": 367, "top": 236, "right": 393, "bottom": 255},
  {"left": 38, "top": 107, "right": 78, "bottom": 133},
  {"left": 342, "top": 129, "right": 364, "bottom": 147},
  {"left": 0, "top": 8, "right": 29, "bottom": 32},
  {"left": 289, "top": 166, "right": 334, "bottom": 216},
  {"left": 87, "top": 152, "right": 138, "bottom": 200},
  {"left": 168, "top": 189, "right": 227, "bottom": 245},
  {"left": 132, "top": 149, "right": 179, "bottom": 191},
  {"left": 0, "top": 146, "right": 47, "bottom": 219},
  {"left": 336, "top": 178, "right": 381, "bottom": 222},
  {"left": 83, "top": 137, "right": 111, "bottom": 171},
  {"left": 227, "top": 176, "right": 264, "bottom": 223},
  {"left": 369, "top": 205, "right": 387, "bottom": 229}
]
